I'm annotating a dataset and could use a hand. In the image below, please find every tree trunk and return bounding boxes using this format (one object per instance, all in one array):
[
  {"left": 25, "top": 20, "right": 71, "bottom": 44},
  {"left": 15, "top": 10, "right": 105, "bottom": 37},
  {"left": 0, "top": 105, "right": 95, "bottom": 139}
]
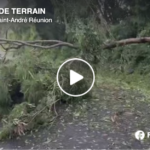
[{"left": 102, "top": 37, "right": 150, "bottom": 49}]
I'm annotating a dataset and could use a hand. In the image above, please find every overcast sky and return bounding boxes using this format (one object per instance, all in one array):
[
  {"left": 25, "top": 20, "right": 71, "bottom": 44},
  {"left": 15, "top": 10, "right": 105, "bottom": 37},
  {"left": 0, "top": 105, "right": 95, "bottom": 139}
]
[{"left": 0, "top": 0, "right": 8, "bottom": 7}]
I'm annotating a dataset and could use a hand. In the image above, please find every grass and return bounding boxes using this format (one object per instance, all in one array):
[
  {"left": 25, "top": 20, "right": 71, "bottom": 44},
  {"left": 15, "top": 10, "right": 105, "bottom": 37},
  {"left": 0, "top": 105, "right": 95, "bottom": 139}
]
[{"left": 96, "top": 68, "right": 150, "bottom": 100}]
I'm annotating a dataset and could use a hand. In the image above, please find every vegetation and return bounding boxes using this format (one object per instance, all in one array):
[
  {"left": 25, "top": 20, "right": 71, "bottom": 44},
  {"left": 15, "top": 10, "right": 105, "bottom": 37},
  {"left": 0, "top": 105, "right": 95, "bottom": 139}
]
[{"left": 0, "top": 0, "right": 150, "bottom": 142}]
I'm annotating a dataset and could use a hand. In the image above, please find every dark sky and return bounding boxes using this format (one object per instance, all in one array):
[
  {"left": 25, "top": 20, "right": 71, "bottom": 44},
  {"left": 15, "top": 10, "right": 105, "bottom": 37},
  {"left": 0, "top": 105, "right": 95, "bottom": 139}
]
[{"left": 0, "top": 0, "right": 8, "bottom": 7}]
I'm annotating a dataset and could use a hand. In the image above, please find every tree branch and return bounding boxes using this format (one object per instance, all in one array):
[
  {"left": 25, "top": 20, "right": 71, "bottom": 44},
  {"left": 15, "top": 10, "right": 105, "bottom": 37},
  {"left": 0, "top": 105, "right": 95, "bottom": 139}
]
[
  {"left": 0, "top": 37, "right": 150, "bottom": 53},
  {"left": 102, "top": 37, "right": 150, "bottom": 49},
  {"left": 0, "top": 38, "right": 78, "bottom": 50}
]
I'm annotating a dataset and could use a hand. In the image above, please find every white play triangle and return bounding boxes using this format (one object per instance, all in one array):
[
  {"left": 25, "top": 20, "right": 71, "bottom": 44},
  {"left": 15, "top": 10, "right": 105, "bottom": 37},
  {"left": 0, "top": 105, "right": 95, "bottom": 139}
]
[{"left": 70, "top": 70, "right": 84, "bottom": 85}]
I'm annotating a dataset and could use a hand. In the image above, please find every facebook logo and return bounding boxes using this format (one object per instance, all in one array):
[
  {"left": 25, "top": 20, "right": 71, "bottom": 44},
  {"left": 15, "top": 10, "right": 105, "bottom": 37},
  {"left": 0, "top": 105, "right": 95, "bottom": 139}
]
[{"left": 135, "top": 130, "right": 145, "bottom": 140}]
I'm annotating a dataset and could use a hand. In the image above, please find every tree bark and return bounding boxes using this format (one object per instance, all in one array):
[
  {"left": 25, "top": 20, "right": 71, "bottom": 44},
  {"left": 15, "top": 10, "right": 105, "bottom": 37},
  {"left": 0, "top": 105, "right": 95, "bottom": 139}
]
[{"left": 102, "top": 37, "right": 150, "bottom": 49}]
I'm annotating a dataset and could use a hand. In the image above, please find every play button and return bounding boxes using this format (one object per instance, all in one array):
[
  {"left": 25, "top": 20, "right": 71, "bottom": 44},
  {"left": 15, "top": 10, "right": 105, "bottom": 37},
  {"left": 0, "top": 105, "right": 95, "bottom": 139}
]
[
  {"left": 70, "top": 70, "right": 84, "bottom": 85},
  {"left": 56, "top": 58, "right": 95, "bottom": 97}
]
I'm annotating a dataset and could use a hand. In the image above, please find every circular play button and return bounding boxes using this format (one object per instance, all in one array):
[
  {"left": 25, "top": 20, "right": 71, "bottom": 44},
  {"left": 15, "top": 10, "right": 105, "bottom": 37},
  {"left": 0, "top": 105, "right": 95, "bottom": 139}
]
[{"left": 56, "top": 58, "right": 95, "bottom": 97}]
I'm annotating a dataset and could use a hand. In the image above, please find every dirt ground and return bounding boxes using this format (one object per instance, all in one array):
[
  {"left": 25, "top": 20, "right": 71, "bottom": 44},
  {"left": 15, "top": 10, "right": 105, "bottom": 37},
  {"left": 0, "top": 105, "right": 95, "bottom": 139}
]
[{"left": 1, "top": 82, "right": 150, "bottom": 149}]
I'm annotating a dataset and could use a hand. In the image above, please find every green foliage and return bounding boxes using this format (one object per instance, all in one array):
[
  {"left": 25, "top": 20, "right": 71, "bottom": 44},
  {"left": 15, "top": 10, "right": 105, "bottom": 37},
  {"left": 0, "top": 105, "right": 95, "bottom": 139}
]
[
  {"left": 98, "top": 43, "right": 150, "bottom": 75},
  {"left": 66, "top": 19, "right": 104, "bottom": 65},
  {"left": 0, "top": 46, "right": 90, "bottom": 106},
  {"left": 0, "top": 64, "right": 16, "bottom": 109},
  {"left": 9, "top": 102, "right": 28, "bottom": 119},
  {"left": 9, "top": 49, "right": 60, "bottom": 104},
  {"left": 111, "top": 23, "right": 137, "bottom": 40},
  {"left": 138, "top": 23, "right": 150, "bottom": 37},
  {"left": 0, "top": 79, "right": 11, "bottom": 107},
  {"left": 0, "top": 124, "right": 13, "bottom": 140},
  {"left": 0, "top": 102, "right": 48, "bottom": 140},
  {"left": 8, "top": 25, "right": 39, "bottom": 41},
  {"left": 1, "top": 0, "right": 150, "bottom": 142}
]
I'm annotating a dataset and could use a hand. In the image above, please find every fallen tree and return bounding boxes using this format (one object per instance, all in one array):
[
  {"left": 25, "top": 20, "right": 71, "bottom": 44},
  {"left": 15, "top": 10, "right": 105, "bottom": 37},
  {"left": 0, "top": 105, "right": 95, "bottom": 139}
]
[
  {"left": 0, "top": 38, "right": 78, "bottom": 62},
  {"left": 1, "top": 37, "right": 150, "bottom": 51},
  {"left": 0, "top": 38, "right": 78, "bottom": 50},
  {"left": 1, "top": 37, "right": 150, "bottom": 60},
  {"left": 102, "top": 37, "right": 150, "bottom": 49}
]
